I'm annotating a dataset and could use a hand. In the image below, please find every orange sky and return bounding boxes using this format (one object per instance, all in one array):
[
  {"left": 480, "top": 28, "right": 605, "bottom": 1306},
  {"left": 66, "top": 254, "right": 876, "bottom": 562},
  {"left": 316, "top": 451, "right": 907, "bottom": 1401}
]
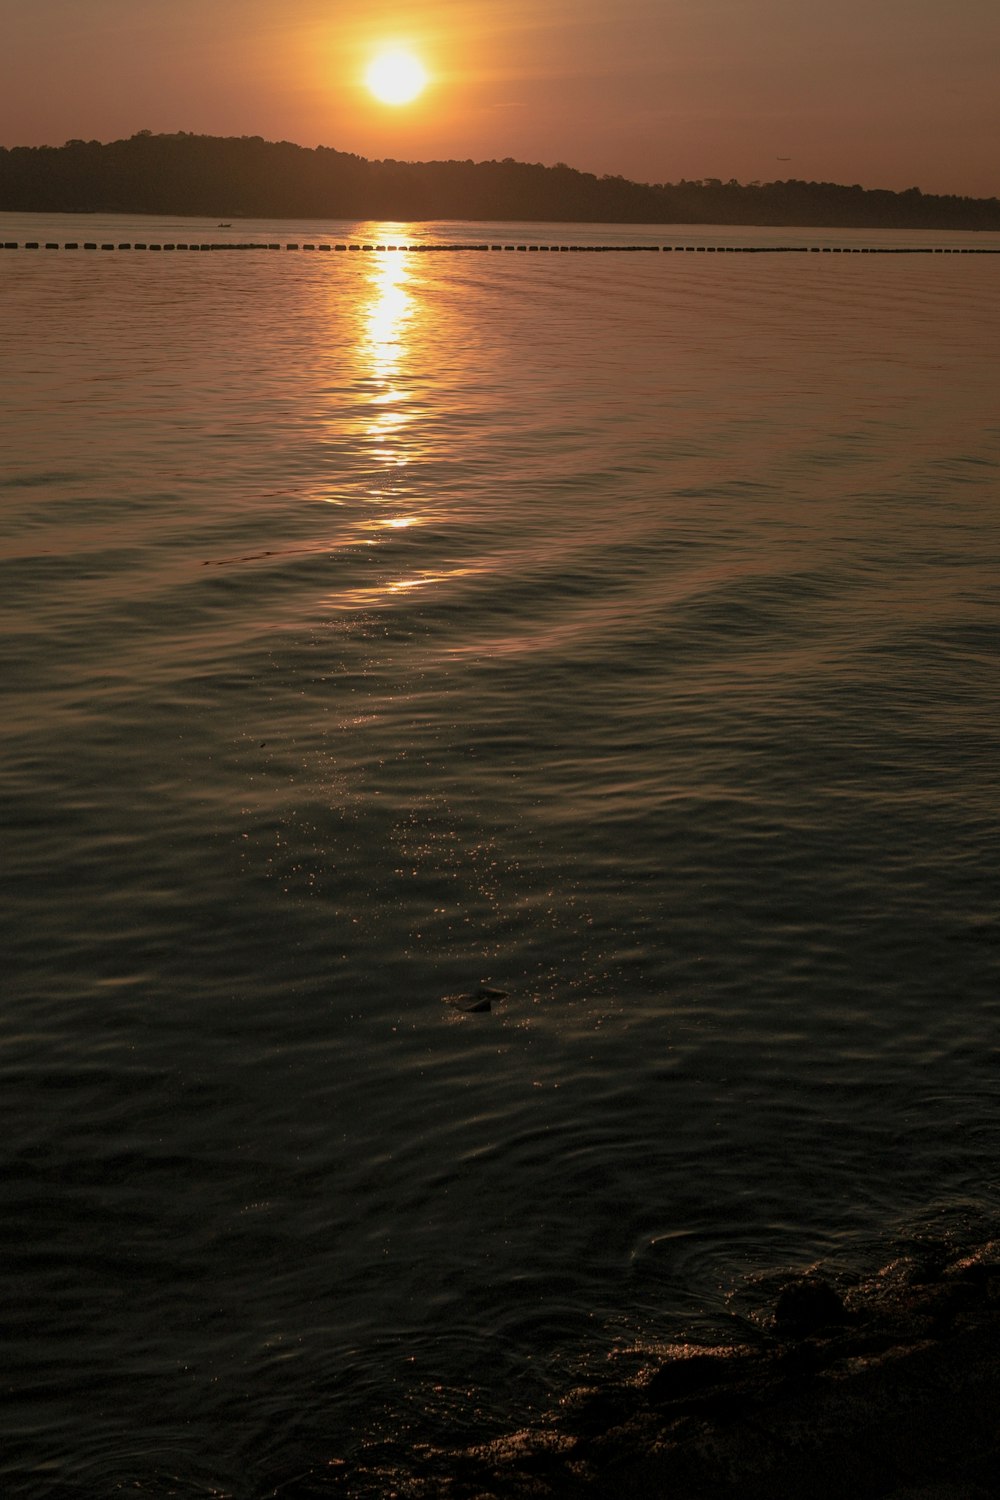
[{"left": 3, "top": 0, "right": 999, "bottom": 198}]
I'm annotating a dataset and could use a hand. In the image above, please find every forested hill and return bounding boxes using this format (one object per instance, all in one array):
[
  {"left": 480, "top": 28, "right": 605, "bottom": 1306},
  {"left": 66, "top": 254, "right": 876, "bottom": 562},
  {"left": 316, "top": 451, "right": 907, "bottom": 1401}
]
[{"left": 2, "top": 131, "right": 999, "bottom": 229}]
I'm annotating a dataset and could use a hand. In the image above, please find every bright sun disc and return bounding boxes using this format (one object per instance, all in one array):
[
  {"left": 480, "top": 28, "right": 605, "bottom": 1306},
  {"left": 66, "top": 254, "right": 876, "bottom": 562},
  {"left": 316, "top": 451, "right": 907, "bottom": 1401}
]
[{"left": 366, "top": 50, "right": 427, "bottom": 106}]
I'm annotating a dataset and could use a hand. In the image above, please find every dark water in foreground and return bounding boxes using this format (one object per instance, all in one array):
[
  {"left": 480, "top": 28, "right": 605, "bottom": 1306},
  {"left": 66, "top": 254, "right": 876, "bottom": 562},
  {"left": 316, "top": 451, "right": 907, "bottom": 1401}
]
[{"left": 2, "top": 214, "right": 999, "bottom": 1497}]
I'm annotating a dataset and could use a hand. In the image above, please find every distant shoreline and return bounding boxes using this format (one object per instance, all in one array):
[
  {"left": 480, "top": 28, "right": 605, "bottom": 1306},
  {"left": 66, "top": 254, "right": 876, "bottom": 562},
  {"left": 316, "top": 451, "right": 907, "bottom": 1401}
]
[{"left": 3, "top": 132, "right": 999, "bottom": 231}]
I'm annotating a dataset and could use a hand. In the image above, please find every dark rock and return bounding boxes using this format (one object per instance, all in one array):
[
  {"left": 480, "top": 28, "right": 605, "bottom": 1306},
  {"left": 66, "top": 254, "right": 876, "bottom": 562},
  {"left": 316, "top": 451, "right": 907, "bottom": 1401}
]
[
  {"left": 556, "top": 1384, "right": 636, "bottom": 1438},
  {"left": 644, "top": 1347, "right": 760, "bottom": 1405},
  {"left": 773, "top": 1277, "right": 849, "bottom": 1337},
  {"left": 942, "top": 1240, "right": 1000, "bottom": 1286}
]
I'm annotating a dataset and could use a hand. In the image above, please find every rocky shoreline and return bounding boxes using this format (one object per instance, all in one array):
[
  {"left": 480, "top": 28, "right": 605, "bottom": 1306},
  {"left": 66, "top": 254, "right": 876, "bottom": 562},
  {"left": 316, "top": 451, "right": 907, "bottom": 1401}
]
[{"left": 387, "top": 1239, "right": 1000, "bottom": 1500}]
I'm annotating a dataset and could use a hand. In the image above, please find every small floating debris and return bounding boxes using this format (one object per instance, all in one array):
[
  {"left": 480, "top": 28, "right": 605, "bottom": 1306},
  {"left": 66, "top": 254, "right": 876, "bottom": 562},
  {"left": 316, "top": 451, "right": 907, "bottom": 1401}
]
[{"left": 442, "top": 984, "right": 508, "bottom": 1014}]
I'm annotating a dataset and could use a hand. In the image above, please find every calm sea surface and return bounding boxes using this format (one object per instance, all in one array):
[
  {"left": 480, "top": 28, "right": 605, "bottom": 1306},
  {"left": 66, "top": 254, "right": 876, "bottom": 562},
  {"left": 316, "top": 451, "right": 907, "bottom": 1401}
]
[{"left": 2, "top": 214, "right": 999, "bottom": 1498}]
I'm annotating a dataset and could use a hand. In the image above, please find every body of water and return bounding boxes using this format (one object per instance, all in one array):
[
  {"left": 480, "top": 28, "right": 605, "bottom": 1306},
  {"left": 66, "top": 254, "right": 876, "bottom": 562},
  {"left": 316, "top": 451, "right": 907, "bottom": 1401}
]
[{"left": 2, "top": 214, "right": 999, "bottom": 1497}]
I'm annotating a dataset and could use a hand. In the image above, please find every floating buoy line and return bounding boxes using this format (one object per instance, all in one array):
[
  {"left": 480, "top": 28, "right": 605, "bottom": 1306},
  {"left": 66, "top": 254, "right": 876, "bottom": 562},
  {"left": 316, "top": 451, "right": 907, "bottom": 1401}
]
[{"left": 3, "top": 240, "right": 999, "bottom": 255}]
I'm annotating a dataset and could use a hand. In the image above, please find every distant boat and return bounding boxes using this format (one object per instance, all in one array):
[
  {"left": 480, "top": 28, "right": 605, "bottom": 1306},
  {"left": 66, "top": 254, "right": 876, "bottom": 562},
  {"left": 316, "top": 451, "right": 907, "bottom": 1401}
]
[{"left": 217, "top": 222, "right": 231, "bottom": 227}]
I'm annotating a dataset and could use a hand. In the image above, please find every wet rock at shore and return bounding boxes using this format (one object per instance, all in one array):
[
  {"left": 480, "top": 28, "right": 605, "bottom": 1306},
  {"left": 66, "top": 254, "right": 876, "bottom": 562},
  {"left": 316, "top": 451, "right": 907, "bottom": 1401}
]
[
  {"left": 391, "top": 1237, "right": 1000, "bottom": 1500},
  {"left": 773, "top": 1276, "right": 850, "bottom": 1338}
]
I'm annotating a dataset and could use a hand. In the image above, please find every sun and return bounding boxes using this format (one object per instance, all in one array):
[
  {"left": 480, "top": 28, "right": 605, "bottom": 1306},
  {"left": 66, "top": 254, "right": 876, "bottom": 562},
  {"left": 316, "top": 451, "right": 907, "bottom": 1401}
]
[{"left": 365, "top": 49, "right": 428, "bottom": 106}]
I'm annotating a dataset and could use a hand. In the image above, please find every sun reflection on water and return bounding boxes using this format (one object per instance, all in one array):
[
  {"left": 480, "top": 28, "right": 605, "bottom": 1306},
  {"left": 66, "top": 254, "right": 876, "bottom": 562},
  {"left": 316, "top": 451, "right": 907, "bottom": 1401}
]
[
  {"left": 311, "top": 242, "right": 482, "bottom": 611},
  {"left": 361, "top": 252, "right": 416, "bottom": 475},
  {"left": 363, "top": 251, "right": 413, "bottom": 380}
]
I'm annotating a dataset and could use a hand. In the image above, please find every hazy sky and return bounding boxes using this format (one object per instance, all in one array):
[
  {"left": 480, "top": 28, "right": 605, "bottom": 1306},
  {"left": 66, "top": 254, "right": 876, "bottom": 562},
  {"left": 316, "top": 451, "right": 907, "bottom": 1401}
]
[{"left": 4, "top": 0, "right": 998, "bottom": 196}]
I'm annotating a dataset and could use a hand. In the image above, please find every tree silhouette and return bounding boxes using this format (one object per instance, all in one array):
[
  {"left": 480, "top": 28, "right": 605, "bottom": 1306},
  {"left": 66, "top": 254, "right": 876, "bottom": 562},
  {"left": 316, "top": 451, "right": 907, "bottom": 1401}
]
[{"left": 1, "top": 132, "right": 998, "bottom": 229}]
